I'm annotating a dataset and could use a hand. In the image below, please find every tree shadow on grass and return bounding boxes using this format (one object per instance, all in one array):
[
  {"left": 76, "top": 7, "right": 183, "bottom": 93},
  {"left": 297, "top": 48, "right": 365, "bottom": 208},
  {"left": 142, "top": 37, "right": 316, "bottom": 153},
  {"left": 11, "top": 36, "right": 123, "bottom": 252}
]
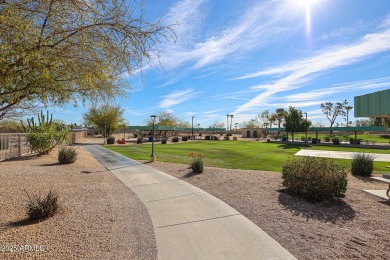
[
  {"left": 278, "top": 191, "right": 356, "bottom": 223},
  {"left": 277, "top": 144, "right": 308, "bottom": 149}
]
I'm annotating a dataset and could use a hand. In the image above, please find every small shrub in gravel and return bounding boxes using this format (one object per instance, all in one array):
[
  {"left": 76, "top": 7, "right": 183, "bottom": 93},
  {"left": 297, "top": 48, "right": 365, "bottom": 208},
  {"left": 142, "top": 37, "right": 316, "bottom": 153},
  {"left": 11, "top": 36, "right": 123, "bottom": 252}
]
[
  {"left": 107, "top": 137, "right": 115, "bottom": 144},
  {"left": 136, "top": 138, "right": 143, "bottom": 144},
  {"left": 182, "top": 136, "right": 188, "bottom": 141},
  {"left": 58, "top": 146, "right": 77, "bottom": 164},
  {"left": 25, "top": 189, "right": 60, "bottom": 220},
  {"left": 161, "top": 139, "right": 167, "bottom": 144},
  {"left": 172, "top": 136, "right": 179, "bottom": 142},
  {"left": 351, "top": 153, "right": 374, "bottom": 177},
  {"left": 233, "top": 136, "right": 237, "bottom": 140},
  {"left": 189, "top": 152, "right": 204, "bottom": 173},
  {"left": 224, "top": 136, "right": 230, "bottom": 140},
  {"left": 282, "top": 156, "right": 347, "bottom": 202}
]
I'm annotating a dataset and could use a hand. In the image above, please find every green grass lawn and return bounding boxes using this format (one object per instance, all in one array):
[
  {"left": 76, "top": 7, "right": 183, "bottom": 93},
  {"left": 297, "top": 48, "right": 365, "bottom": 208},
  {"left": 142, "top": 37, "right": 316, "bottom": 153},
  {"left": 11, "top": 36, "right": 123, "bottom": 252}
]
[{"left": 105, "top": 140, "right": 390, "bottom": 174}]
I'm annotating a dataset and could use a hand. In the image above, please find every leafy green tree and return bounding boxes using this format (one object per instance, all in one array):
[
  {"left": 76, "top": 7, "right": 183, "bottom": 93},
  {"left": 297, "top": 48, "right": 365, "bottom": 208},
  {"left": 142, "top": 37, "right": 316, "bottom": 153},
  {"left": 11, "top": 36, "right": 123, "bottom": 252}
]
[
  {"left": 242, "top": 119, "right": 259, "bottom": 128},
  {"left": 320, "top": 100, "right": 348, "bottom": 127},
  {"left": 0, "top": 0, "right": 174, "bottom": 119},
  {"left": 0, "top": 119, "right": 21, "bottom": 132},
  {"left": 257, "top": 109, "right": 270, "bottom": 127},
  {"left": 83, "top": 105, "right": 125, "bottom": 137},
  {"left": 145, "top": 111, "right": 178, "bottom": 127},
  {"left": 284, "top": 107, "right": 311, "bottom": 141}
]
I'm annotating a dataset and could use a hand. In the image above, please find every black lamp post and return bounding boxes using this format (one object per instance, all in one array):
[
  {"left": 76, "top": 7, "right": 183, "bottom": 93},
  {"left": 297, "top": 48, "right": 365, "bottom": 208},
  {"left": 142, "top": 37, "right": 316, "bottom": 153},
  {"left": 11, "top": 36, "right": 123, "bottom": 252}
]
[
  {"left": 150, "top": 115, "right": 157, "bottom": 162},
  {"left": 303, "top": 112, "right": 308, "bottom": 145},
  {"left": 192, "top": 116, "right": 195, "bottom": 140},
  {"left": 226, "top": 114, "right": 230, "bottom": 132}
]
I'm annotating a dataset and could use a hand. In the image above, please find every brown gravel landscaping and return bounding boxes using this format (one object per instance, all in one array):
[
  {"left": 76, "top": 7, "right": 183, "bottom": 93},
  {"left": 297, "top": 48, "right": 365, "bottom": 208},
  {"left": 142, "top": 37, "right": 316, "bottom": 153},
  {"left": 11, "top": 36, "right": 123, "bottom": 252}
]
[
  {"left": 0, "top": 146, "right": 157, "bottom": 260},
  {"left": 147, "top": 161, "right": 390, "bottom": 260}
]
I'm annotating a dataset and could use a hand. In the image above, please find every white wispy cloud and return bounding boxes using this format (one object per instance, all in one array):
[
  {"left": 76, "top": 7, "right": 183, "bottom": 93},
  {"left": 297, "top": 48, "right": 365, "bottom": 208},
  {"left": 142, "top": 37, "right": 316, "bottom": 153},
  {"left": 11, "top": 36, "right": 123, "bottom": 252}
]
[
  {"left": 234, "top": 17, "right": 390, "bottom": 114},
  {"left": 158, "top": 89, "right": 202, "bottom": 109},
  {"left": 159, "top": 0, "right": 295, "bottom": 70}
]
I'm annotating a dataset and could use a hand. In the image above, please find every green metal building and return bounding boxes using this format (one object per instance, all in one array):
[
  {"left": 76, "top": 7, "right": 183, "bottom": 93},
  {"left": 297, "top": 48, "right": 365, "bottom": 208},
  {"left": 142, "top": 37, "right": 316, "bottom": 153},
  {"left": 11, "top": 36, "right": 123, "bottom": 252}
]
[{"left": 354, "top": 89, "right": 390, "bottom": 125}]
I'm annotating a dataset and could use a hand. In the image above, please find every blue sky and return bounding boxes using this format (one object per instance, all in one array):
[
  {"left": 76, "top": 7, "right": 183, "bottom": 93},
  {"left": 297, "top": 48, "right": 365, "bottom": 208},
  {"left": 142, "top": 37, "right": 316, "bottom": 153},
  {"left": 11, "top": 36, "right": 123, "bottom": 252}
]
[{"left": 54, "top": 0, "right": 390, "bottom": 127}]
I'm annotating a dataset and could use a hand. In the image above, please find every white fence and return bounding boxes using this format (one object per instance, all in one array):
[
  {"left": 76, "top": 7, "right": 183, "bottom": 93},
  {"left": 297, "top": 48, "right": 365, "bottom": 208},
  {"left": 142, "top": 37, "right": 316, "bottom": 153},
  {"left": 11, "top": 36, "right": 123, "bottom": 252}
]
[{"left": 0, "top": 133, "right": 30, "bottom": 161}]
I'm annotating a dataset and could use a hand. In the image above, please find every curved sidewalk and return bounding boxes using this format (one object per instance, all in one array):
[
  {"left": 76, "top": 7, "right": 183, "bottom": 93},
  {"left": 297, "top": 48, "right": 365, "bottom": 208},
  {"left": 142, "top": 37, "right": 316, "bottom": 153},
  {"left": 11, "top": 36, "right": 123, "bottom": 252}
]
[
  {"left": 84, "top": 145, "right": 296, "bottom": 260},
  {"left": 295, "top": 149, "right": 390, "bottom": 162}
]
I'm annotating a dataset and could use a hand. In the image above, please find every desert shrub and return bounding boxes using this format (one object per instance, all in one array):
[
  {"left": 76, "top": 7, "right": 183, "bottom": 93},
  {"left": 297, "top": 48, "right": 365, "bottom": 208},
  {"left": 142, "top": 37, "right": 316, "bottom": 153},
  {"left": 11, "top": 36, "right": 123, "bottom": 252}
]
[
  {"left": 182, "top": 136, "right": 188, "bottom": 141},
  {"left": 351, "top": 153, "right": 374, "bottom": 177},
  {"left": 22, "top": 111, "right": 69, "bottom": 155},
  {"left": 224, "top": 136, "right": 230, "bottom": 140},
  {"left": 214, "top": 136, "right": 219, "bottom": 140},
  {"left": 233, "top": 136, "right": 237, "bottom": 140},
  {"left": 25, "top": 189, "right": 60, "bottom": 220},
  {"left": 136, "top": 138, "right": 143, "bottom": 144},
  {"left": 58, "top": 146, "right": 77, "bottom": 164},
  {"left": 161, "top": 139, "right": 167, "bottom": 144},
  {"left": 133, "top": 133, "right": 138, "bottom": 138},
  {"left": 226, "top": 133, "right": 232, "bottom": 136},
  {"left": 282, "top": 156, "right": 348, "bottom": 202},
  {"left": 189, "top": 153, "right": 204, "bottom": 173},
  {"left": 106, "top": 137, "right": 115, "bottom": 144},
  {"left": 332, "top": 138, "right": 340, "bottom": 145},
  {"left": 172, "top": 136, "right": 179, "bottom": 142}
]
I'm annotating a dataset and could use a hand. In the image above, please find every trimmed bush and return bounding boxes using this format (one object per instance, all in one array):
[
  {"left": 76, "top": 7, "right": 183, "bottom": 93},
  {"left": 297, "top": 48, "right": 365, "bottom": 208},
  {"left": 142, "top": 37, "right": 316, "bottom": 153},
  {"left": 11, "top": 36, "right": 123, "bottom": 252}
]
[
  {"left": 233, "top": 136, "right": 238, "bottom": 140},
  {"left": 189, "top": 153, "right": 204, "bottom": 173},
  {"left": 133, "top": 133, "right": 138, "bottom": 138},
  {"left": 25, "top": 189, "right": 60, "bottom": 220},
  {"left": 332, "top": 138, "right": 340, "bottom": 145},
  {"left": 224, "top": 136, "right": 230, "bottom": 140},
  {"left": 107, "top": 137, "right": 115, "bottom": 144},
  {"left": 182, "top": 136, "right": 188, "bottom": 141},
  {"left": 136, "top": 138, "right": 143, "bottom": 144},
  {"left": 58, "top": 146, "right": 77, "bottom": 164},
  {"left": 226, "top": 133, "right": 232, "bottom": 136},
  {"left": 282, "top": 156, "right": 348, "bottom": 202},
  {"left": 117, "top": 139, "right": 126, "bottom": 144},
  {"left": 172, "top": 136, "right": 179, "bottom": 142},
  {"left": 161, "top": 139, "right": 167, "bottom": 144},
  {"left": 351, "top": 153, "right": 374, "bottom": 177}
]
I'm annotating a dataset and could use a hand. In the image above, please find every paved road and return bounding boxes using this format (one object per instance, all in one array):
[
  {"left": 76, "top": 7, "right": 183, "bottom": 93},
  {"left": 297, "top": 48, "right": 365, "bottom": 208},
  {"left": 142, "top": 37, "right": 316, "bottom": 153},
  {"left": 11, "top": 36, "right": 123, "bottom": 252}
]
[
  {"left": 295, "top": 149, "right": 390, "bottom": 162},
  {"left": 84, "top": 145, "right": 296, "bottom": 260}
]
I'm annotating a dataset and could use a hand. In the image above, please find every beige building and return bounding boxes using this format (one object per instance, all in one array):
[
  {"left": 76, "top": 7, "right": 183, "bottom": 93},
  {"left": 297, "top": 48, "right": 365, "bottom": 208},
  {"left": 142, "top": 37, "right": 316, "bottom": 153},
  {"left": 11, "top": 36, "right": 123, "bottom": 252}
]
[{"left": 241, "top": 128, "right": 264, "bottom": 138}]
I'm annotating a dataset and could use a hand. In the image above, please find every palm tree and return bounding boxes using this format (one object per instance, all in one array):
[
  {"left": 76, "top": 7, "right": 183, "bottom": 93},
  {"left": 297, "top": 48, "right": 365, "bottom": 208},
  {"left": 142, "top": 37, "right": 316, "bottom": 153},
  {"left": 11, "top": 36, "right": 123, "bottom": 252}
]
[
  {"left": 344, "top": 106, "right": 353, "bottom": 127},
  {"left": 229, "top": 114, "right": 234, "bottom": 131}
]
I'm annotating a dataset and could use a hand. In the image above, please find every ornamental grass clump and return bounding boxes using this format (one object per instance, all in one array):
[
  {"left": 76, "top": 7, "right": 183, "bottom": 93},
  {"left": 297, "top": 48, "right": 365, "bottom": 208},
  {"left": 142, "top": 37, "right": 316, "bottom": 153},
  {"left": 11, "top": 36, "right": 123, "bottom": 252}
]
[
  {"left": 189, "top": 152, "right": 204, "bottom": 174},
  {"left": 351, "top": 153, "right": 374, "bottom": 177},
  {"left": 282, "top": 156, "right": 347, "bottom": 202},
  {"left": 24, "top": 189, "right": 60, "bottom": 221},
  {"left": 58, "top": 146, "right": 77, "bottom": 164}
]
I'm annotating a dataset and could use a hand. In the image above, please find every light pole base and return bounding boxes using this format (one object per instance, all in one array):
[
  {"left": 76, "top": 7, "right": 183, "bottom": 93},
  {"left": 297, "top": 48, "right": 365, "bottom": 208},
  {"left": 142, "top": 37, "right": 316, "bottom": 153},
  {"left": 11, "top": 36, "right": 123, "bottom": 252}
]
[{"left": 150, "top": 154, "right": 156, "bottom": 162}]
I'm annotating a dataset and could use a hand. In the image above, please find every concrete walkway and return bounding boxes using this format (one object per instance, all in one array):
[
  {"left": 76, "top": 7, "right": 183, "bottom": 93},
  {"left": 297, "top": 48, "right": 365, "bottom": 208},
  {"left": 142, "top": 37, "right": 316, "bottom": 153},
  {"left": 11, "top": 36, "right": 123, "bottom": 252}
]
[
  {"left": 295, "top": 149, "right": 390, "bottom": 162},
  {"left": 84, "top": 145, "right": 296, "bottom": 260}
]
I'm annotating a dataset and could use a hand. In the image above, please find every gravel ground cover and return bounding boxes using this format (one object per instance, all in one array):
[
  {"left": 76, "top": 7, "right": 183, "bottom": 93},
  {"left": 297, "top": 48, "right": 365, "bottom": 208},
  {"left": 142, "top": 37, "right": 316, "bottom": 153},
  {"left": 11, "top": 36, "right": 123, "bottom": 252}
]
[
  {"left": 147, "top": 161, "right": 390, "bottom": 260},
  {"left": 0, "top": 146, "right": 157, "bottom": 260}
]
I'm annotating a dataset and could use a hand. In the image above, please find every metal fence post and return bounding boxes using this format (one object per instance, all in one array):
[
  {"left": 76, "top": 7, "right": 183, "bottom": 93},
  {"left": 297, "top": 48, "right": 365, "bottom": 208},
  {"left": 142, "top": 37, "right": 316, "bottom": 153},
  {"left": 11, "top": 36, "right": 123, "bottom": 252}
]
[{"left": 18, "top": 134, "right": 21, "bottom": 157}]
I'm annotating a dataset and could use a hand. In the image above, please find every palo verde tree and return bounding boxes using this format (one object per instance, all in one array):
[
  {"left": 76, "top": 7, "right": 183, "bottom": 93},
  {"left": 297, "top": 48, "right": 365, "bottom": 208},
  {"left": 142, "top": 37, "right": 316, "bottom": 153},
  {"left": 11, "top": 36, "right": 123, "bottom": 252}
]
[
  {"left": 83, "top": 105, "right": 125, "bottom": 137},
  {"left": 0, "top": 0, "right": 175, "bottom": 119},
  {"left": 320, "top": 100, "right": 348, "bottom": 127},
  {"left": 145, "top": 111, "right": 179, "bottom": 127},
  {"left": 284, "top": 106, "right": 311, "bottom": 142}
]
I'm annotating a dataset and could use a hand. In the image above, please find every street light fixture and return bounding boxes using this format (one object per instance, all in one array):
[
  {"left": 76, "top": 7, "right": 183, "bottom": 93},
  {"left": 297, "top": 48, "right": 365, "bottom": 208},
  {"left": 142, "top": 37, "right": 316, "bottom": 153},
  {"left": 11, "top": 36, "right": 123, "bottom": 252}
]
[
  {"left": 192, "top": 116, "right": 195, "bottom": 140},
  {"left": 150, "top": 115, "right": 157, "bottom": 162}
]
